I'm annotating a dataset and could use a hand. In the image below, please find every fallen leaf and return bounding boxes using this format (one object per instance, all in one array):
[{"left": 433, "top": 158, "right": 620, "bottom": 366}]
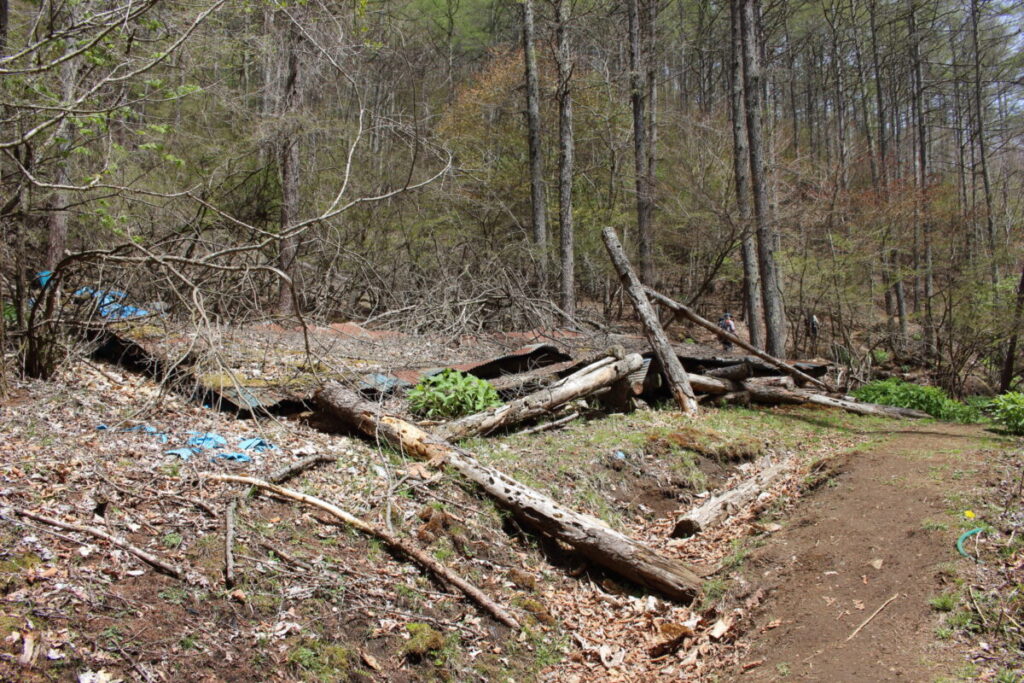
[
  {"left": 598, "top": 644, "right": 625, "bottom": 668},
  {"left": 869, "top": 558, "right": 884, "bottom": 570},
  {"left": 361, "top": 651, "right": 381, "bottom": 671},
  {"left": 230, "top": 589, "right": 247, "bottom": 603},
  {"left": 854, "top": 600, "right": 865, "bottom": 610},
  {"left": 766, "top": 619, "right": 781, "bottom": 629},
  {"left": 709, "top": 617, "right": 733, "bottom": 640}
]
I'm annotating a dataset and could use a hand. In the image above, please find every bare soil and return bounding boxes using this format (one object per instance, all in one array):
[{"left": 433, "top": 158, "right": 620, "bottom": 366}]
[{"left": 725, "top": 422, "right": 997, "bottom": 681}]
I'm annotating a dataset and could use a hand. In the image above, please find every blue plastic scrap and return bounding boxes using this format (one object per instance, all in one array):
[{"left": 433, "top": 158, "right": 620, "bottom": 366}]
[
  {"left": 124, "top": 424, "right": 169, "bottom": 443},
  {"left": 186, "top": 432, "right": 227, "bottom": 450},
  {"left": 237, "top": 437, "right": 277, "bottom": 452},
  {"left": 166, "top": 447, "right": 197, "bottom": 461},
  {"left": 212, "top": 452, "right": 253, "bottom": 463},
  {"left": 73, "top": 286, "right": 149, "bottom": 320},
  {"left": 34, "top": 271, "right": 53, "bottom": 289}
]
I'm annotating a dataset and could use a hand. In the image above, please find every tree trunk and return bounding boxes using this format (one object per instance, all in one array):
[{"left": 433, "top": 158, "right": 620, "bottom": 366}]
[
  {"left": 629, "top": 0, "right": 655, "bottom": 285},
  {"left": 315, "top": 384, "right": 702, "bottom": 601},
  {"left": 555, "top": 0, "right": 575, "bottom": 318},
  {"left": 739, "top": 0, "right": 786, "bottom": 356},
  {"left": 602, "top": 227, "right": 699, "bottom": 415},
  {"left": 999, "top": 265, "right": 1024, "bottom": 392},
  {"left": 522, "top": 0, "right": 548, "bottom": 284},
  {"left": 438, "top": 354, "right": 643, "bottom": 441},
  {"left": 276, "top": 19, "right": 303, "bottom": 316},
  {"left": 672, "top": 459, "right": 791, "bottom": 538},
  {"left": 729, "top": 0, "right": 762, "bottom": 350}
]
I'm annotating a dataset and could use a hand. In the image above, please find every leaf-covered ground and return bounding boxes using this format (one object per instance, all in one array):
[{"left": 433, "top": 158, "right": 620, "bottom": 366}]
[{"left": 1, "top": 352, "right": 1015, "bottom": 681}]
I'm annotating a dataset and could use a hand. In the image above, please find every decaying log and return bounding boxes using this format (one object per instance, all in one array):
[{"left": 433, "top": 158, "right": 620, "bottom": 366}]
[
  {"left": 797, "top": 391, "right": 929, "bottom": 419},
  {"left": 706, "top": 363, "right": 753, "bottom": 381},
  {"left": 315, "top": 384, "right": 702, "bottom": 601},
  {"left": 646, "top": 287, "right": 835, "bottom": 392},
  {"left": 602, "top": 227, "right": 699, "bottom": 415},
  {"left": 207, "top": 474, "right": 520, "bottom": 629},
  {"left": 671, "top": 460, "right": 791, "bottom": 538},
  {"left": 512, "top": 411, "right": 580, "bottom": 436},
  {"left": 438, "top": 354, "right": 643, "bottom": 441}
]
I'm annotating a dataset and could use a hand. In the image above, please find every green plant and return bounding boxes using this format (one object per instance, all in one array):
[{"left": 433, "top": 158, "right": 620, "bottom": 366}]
[
  {"left": 162, "top": 532, "right": 183, "bottom": 549},
  {"left": 990, "top": 392, "right": 1024, "bottom": 434},
  {"left": 871, "top": 348, "right": 890, "bottom": 365},
  {"left": 407, "top": 369, "right": 501, "bottom": 419},
  {"left": 852, "top": 379, "right": 978, "bottom": 422},
  {"left": 929, "top": 592, "right": 957, "bottom": 612}
]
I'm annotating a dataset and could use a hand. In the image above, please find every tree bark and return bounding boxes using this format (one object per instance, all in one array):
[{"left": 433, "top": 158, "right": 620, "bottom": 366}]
[
  {"left": 522, "top": 0, "right": 548, "bottom": 283},
  {"left": 439, "top": 354, "right": 643, "bottom": 441},
  {"left": 672, "top": 459, "right": 791, "bottom": 538},
  {"left": 740, "top": 0, "right": 786, "bottom": 356},
  {"left": 555, "top": 0, "right": 575, "bottom": 318},
  {"left": 602, "top": 227, "right": 699, "bottom": 415},
  {"left": 729, "top": 0, "right": 762, "bottom": 350},
  {"left": 1000, "top": 265, "right": 1024, "bottom": 392},
  {"left": 315, "top": 384, "right": 702, "bottom": 601},
  {"left": 628, "top": 0, "right": 655, "bottom": 284}
]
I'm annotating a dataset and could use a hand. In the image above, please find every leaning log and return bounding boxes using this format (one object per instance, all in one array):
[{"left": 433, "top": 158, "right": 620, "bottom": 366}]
[
  {"left": 646, "top": 287, "right": 835, "bottom": 392},
  {"left": 438, "top": 354, "right": 643, "bottom": 441},
  {"left": 671, "top": 459, "right": 792, "bottom": 538},
  {"left": 602, "top": 227, "right": 699, "bottom": 415},
  {"left": 316, "top": 384, "right": 702, "bottom": 601}
]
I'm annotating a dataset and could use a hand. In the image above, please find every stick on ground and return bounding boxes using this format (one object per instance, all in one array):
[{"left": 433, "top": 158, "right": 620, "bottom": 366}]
[
  {"left": 12, "top": 507, "right": 183, "bottom": 579},
  {"left": 206, "top": 474, "right": 520, "bottom": 629},
  {"left": 846, "top": 593, "right": 899, "bottom": 641}
]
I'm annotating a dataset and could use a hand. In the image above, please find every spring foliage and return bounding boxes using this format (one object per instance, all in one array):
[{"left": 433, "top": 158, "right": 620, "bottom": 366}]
[
  {"left": 851, "top": 379, "right": 978, "bottom": 423},
  {"left": 990, "top": 393, "right": 1024, "bottom": 435},
  {"left": 407, "top": 370, "right": 501, "bottom": 419}
]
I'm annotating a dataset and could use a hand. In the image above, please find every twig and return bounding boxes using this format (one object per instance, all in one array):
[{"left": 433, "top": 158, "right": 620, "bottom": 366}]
[
  {"left": 206, "top": 473, "right": 520, "bottom": 629},
  {"left": 224, "top": 499, "right": 237, "bottom": 589},
  {"left": 512, "top": 411, "right": 580, "bottom": 436},
  {"left": 258, "top": 541, "right": 313, "bottom": 572},
  {"left": 11, "top": 507, "right": 183, "bottom": 579},
  {"left": 846, "top": 593, "right": 899, "bottom": 641},
  {"left": 268, "top": 454, "right": 339, "bottom": 485}
]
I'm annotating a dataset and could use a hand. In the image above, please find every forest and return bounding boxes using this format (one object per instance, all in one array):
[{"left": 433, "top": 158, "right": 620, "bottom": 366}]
[{"left": 1, "top": 0, "right": 1024, "bottom": 680}]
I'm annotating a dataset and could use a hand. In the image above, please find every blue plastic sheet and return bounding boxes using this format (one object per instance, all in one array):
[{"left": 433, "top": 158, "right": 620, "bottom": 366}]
[
  {"left": 124, "top": 424, "right": 169, "bottom": 443},
  {"left": 237, "top": 437, "right": 277, "bottom": 452},
  {"left": 186, "top": 432, "right": 227, "bottom": 449},
  {"left": 34, "top": 271, "right": 53, "bottom": 289},
  {"left": 74, "top": 287, "right": 149, "bottom": 319}
]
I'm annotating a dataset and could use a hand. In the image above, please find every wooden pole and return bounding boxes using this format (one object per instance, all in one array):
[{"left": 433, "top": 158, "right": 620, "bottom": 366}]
[
  {"left": 601, "top": 227, "right": 699, "bottom": 415},
  {"left": 645, "top": 286, "right": 835, "bottom": 392}
]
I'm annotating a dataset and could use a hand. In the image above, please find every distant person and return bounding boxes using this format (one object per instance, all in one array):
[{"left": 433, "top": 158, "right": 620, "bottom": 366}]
[
  {"left": 718, "top": 312, "right": 736, "bottom": 352},
  {"left": 807, "top": 313, "right": 820, "bottom": 353}
]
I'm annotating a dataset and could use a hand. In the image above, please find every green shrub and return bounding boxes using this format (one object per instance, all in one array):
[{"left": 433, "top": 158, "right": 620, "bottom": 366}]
[
  {"left": 871, "top": 348, "right": 891, "bottom": 365},
  {"left": 990, "top": 392, "right": 1024, "bottom": 434},
  {"left": 852, "top": 378, "right": 978, "bottom": 422},
  {"left": 407, "top": 369, "right": 501, "bottom": 419}
]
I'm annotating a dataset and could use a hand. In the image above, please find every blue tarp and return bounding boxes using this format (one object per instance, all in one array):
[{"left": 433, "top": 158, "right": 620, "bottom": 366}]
[{"left": 74, "top": 287, "right": 149, "bottom": 320}]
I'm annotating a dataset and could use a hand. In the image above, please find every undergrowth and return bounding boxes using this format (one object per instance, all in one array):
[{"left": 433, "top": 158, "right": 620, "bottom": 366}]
[
  {"left": 851, "top": 379, "right": 979, "bottom": 422},
  {"left": 407, "top": 369, "right": 501, "bottom": 419}
]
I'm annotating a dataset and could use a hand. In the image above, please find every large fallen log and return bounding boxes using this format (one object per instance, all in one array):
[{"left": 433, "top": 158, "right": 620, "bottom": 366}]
[
  {"left": 602, "top": 227, "right": 699, "bottom": 415},
  {"left": 740, "top": 384, "right": 929, "bottom": 419},
  {"left": 645, "top": 287, "right": 835, "bottom": 392},
  {"left": 438, "top": 354, "right": 643, "bottom": 441},
  {"left": 671, "top": 459, "right": 792, "bottom": 538},
  {"left": 315, "top": 384, "right": 702, "bottom": 601}
]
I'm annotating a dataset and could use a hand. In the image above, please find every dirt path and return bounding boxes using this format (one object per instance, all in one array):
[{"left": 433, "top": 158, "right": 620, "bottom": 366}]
[{"left": 730, "top": 422, "right": 994, "bottom": 681}]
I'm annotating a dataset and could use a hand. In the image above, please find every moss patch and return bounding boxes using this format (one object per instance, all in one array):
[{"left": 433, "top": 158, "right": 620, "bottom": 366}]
[{"left": 402, "top": 623, "right": 445, "bottom": 658}]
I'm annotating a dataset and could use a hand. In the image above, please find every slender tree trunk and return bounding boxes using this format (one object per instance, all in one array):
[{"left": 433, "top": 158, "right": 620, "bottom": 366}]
[
  {"left": 740, "top": 0, "right": 786, "bottom": 356},
  {"left": 522, "top": 0, "right": 548, "bottom": 284},
  {"left": 730, "top": 0, "right": 762, "bottom": 349},
  {"left": 628, "top": 0, "right": 655, "bottom": 284},
  {"left": 969, "top": 0, "right": 997, "bottom": 283},
  {"left": 276, "top": 21, "right": 303, "bottom": 316},
  {"left": 1000, "top": 266, "right": 1024, "bottom": 392},
  {"left": 45, "top": 18, "right": 79, "bottom": 271},
  {"left": 555, "top": 0, "right": 575, "bottom": 318}
]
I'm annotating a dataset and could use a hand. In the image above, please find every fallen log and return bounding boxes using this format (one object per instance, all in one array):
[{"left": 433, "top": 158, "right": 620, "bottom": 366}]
[
  {"left": 646, "top": 287, "right": 835, "bottom": 392},
  {"left": 602, "top": 227, "right": 698, "bottom": 415},
  {"left": 207, "top": 474, "right": 520, "bottom": 629},
  {"left": 671, "top": 460, "right": 791, "bottom": 538},
  {"left": 706, "top": 363, "right": 753, "bottom": 381},
  {"left": 438, "top": 354, "right": 643, "bottom": 441},
  {"left": 740, "top": 384, "right": 929, "bottom": 419},
  {"left": 316, "top": 384, "right": 702, "bottom": 601}
]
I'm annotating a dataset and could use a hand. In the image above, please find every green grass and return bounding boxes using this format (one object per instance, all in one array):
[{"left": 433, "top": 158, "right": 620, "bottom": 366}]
[{"left": 928, "top": 592, "right": 957, "bottom": 612}]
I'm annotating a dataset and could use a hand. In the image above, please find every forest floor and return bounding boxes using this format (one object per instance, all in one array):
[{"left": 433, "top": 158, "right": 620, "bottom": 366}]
[{"left": 0, "top": 325, "right": 1021, "bottom": 681}]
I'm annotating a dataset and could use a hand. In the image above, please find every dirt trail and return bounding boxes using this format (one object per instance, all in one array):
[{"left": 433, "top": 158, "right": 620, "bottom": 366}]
[{"left": 730, "top": 422, "right": 992, "bottom": 681}]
